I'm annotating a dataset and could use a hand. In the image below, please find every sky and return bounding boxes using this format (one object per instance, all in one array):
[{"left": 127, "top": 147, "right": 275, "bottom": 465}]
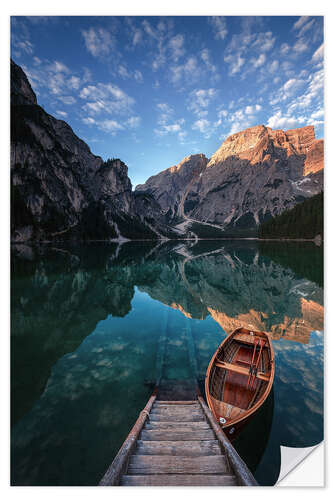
[{"left": 10, "top": 15, "right": 324, "bottom": 187}]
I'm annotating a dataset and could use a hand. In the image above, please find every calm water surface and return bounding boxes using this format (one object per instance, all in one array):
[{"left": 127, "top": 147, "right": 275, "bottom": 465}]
[{"left": 11, "top": 240, "right": 323, "bottom": 486}]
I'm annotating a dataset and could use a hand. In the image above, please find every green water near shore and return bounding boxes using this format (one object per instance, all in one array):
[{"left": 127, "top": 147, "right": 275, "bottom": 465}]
[{"left": 11, "top": 240, "right": 323, "bottom": 485}]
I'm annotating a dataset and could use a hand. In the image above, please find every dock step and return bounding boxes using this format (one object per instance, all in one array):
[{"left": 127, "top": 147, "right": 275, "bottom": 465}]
[
  {"left": 140, "top": 429, "right": 216, "bottom": 441},
  {"left": 149, "top": 413, "right": 205, "bottom": 422},
  {"left": 127, "top": 455, "right": 229, "bottom": 475},
  {"left": 121, "top": 474, "right": 238, "bottom": 486},
  {"left": 99, "top": 394, "right": 257, "bottom": 486},
  {"left": 135, "top": 440, "right": 222, "bottom": 456},
  {"left": 145, "top": 421, "right": 210, "bottom": 430}
]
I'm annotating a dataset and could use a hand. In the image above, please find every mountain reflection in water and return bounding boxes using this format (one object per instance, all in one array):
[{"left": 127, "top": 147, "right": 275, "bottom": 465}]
[{"left": 11, "top": 240, "right": 323, "bottom": 486}]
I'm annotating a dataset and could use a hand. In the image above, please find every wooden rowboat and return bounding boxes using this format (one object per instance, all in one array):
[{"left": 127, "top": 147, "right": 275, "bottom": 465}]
[{"left": 205, "top": 327, "right": 275, "bottom": 440}]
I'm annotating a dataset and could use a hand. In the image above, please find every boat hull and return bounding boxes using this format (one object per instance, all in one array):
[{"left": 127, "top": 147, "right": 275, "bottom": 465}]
[{"left": 205, "top": 327, "right": 275, "bottom": 440}]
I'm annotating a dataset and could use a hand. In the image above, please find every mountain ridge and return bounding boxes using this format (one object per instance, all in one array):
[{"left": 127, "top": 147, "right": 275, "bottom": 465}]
[{"left": 10, "top": 60, "right": 324, "bottom": 242}]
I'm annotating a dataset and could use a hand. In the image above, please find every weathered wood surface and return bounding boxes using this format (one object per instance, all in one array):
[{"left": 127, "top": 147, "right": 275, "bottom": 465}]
[
  {"left": 145, "top": 420, "right": 210, "bottom": 430},
  {"left": 100, "top": 386, "right": 258, "bottom": 487},
  {"left": 152, "top": 404, "right": 201, "bottom": 410},
  {"left": 127, "top": 455, "right": 228, "bottom": 475},
  {"left": 215, "top": 360, "right": 270, "bottom": 382},
  {"left": 140, "top": 429, "right": 216, "bottom": 441},
  {"left": 155, "top": 400, "right": 198, "bottom": 405},
  {"left": 134, "top": 440, "right": 222, "bottom": 456},
  {"left": 120, "top": 474, "right": 238, "bottom": 486},
  {"left": 198, "top": 395, "right": 258, "bottom": 486},
  {"left": 149, "top": 413, "right": 205, "bottom": 422}
]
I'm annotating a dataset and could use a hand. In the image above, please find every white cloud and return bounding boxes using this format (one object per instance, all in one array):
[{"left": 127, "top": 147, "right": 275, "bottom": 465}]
[
  {"left": 82, "top": 117, "right": 96, "bottom": 125},
  {"left": 188, "top": 88, "right": 217, "bottom": 116},
  {"left": 251, "top": 32, "right": 275, "bottom": 52},
  {"left": 84, "top": 101, "right": 106, "bottom": 114},
  {"left": 311, "top": 109, "right": 324, "bottom": 120},
  {"left": 164, "top": 123, "right": 182, "bottom": 133},
  {"left": 48, "top": 61, "right": 70, "bottom": 73},
  {"left": 98, "top": 119, "right": 124, "bottom": 134},
  {"left": 293, "top": 38, "right": 309, "bottom": 55},
  {"left": 67, "top": 76, "right": 81, "bottom": 90},
  {"left": 134, "top": 70, "right": 143, "bottom": 83},
  {"left": 208, "top": 16, "right": 228, "bottom": 40},
  {"left": 312, "top": 43, "right": 324, "bottom": 62},
  {"left": 268, "top": 60, "right": 279, "bottom": 73},
  {"left": 267, "top": 110, "right": 305, "bottom": 130},
  {"left": 81, "top": 27, "right": 113, "bottom": 58},
  {"left": 118, "top": 65, "right": 130, "bottom": 78},
  {"left": 245, "top": 104, "right": 262, "bottom": 115},
  {"left": 200, "top": 49, "right": 218, "bottom": 76},
  {"left": 157, "top": 103, "right": 173, "bottom": 114},
  {"left": 178, "top": 130, "right": 188, "bottom": 144},
  {"left": 142, "top": 19, "right": 158, "bottom": 39},
  {"left": 287, "top": 69, "right": 324, "bottom": 112},
  {"left": 80, "top": 83, "right": 134, "bottom": 115},
  {"left": 293, "top": 16, "right": 310, "bottom": 31},
  {"left": 297, "top": 19, "right": 315, "bottom": 38},
  {"left": 252, "top": 53, "right": 266, "bottom": 68},
  {"left": 270, "top": 78, "right": 305, "bottom": 105},
  {"left": 192, "top": 118, "right": 210, "bottom": 134},
  {"left": 133, "top": 29, "right": 142, "bottom": 46},
  {"left": 169, "top": 34, "right": 185, "bottom": 61},
  {"left": 170, "top": 56, "right": 198, "bottom": 84},
  {"left": 224, "top": 31, "right": 275, "bottom": 76},
  {"left": 224, "top": 52, "right": 245, "bottom": 75},
  {"left": 280, "top": 43, "right": 290, "bottom": 55},
  {"left": 58, "top": 95, "right": 76, "bottom": 105},
  {"left": 154, "top": 118, "right": 185, "bottom": 136},
  {"left": 126, "top": 116, "right": 141, "bottom": 128},
  {"left": 55, "top": 110, "right": 67, "bottom": 118},
  {"left": 156, "top": 102, "right": 174, "bottom": 125},
  {"left": 16, "top": 40, "right": 34, "bottom": 55}
]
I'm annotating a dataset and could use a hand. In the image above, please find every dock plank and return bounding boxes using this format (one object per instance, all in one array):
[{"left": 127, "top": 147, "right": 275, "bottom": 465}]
[
  {"left": 135, "top": 440, "right": 222, "bottom": 456},
  {"left": 149, "top": 414, "right": 205, "bottom": 422},
  {"left": 145, "top": 421, "right": 210, "bottom": 430},
  {"left": 140, "top": 429, "right": 216, "bottom": 441},
  {"left": 127, "top": 455, "right": 229, "bottom": 475},
  {"left": 121, "top": 474, "right": 238, "bottom": 486}
]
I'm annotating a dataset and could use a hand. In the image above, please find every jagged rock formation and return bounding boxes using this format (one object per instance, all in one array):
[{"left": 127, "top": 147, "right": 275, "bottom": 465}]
[
  {"left": 10, "top": 60, "right": 179, "bottom": 242},
  {"left": 136, "top": 154, "right": 208, "bottom": 222},
  {"left": 137, "top": 125, "right": 324, "bottom": 236},
  {"left": 11, "top": 60, "right": 324, "bottom": 241}
]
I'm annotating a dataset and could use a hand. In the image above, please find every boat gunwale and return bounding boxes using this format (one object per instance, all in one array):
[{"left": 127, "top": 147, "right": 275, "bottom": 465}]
[{"left": 205, "top": 327, "right": 275, "bottom": 429}]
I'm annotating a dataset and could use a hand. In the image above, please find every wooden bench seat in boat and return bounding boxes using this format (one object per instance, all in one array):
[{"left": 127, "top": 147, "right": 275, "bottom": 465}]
[{"left": 214, "top": 360, "right": 270, "bottom": 382}]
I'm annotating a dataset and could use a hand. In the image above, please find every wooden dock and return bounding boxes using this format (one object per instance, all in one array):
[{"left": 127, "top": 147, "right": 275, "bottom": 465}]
[{"left": 99, "top": 387, "right": 258, "bottom": 486}]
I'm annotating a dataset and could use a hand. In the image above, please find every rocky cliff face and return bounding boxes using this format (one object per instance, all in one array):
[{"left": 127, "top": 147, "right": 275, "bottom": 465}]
[
  {"left": 137, "top": 124, "right": 323, "bottom": 236},
  {"left": 136, "top": 154, "right": 208, "bottom": 222},
  {"left": 11, "top": 60, "right": 324, "bottom": 241},
  {"left": 10, "top": 60, "right": 179, "bottom": 242}
]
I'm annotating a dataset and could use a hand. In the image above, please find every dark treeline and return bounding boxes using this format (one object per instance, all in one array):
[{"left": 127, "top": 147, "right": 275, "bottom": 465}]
[{"left": 258, "top": 191, "right": 323, "bottom": 240}]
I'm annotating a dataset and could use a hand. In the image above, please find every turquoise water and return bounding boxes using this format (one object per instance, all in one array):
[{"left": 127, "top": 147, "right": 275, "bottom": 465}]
[{"left": 11, "top": 240, "right": 323, "bottom": 485}]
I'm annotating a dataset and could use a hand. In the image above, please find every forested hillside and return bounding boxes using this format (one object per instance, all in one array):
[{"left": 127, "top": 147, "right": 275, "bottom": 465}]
[{"left": 258, "top": 192, "right": 323, "bottom": 240}]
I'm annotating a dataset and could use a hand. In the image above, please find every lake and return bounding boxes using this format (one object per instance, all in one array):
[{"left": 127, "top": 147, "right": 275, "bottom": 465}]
[{"left": 10, "top": 239, "right": 324, "bottom": 486}]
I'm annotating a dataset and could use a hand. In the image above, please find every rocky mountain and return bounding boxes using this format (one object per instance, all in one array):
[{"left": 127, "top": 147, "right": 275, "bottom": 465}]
[
  {"left": 137, "top": 124, "right": 324, "bottom": 236},
  {"left": 136, "top": 154, "right": 208, "bottom": 222},
  {"left": 10, "top": 60, "right": 179, "bottom": 242},
  {"left": 11, "top": 60, "right": 324, "bottom": 241}
]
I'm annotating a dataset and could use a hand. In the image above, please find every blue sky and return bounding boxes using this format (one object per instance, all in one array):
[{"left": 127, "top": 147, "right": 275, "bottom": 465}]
[{"left": 11, "top": 16, "right": 324, "bottom": 187}]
